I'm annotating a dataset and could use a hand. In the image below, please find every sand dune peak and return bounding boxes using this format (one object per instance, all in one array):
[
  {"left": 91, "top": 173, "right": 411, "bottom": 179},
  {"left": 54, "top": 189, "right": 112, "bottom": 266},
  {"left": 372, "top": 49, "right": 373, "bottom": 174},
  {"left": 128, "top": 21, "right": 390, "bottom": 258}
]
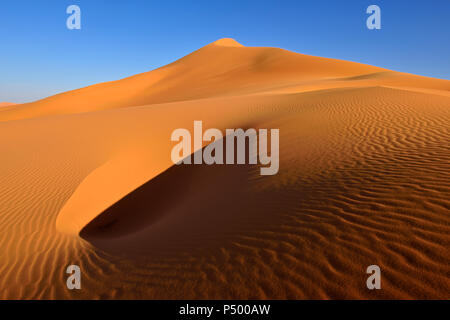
[{"left": 211, "top": 38, "right": 243, "bottom": 47}]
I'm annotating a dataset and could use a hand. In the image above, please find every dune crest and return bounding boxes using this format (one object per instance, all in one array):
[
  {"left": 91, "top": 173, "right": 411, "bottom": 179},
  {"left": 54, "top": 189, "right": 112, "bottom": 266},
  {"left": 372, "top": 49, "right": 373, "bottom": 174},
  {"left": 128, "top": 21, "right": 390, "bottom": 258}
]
[{"left": 211, "top": 38, "right": 244, "bottom": 47}]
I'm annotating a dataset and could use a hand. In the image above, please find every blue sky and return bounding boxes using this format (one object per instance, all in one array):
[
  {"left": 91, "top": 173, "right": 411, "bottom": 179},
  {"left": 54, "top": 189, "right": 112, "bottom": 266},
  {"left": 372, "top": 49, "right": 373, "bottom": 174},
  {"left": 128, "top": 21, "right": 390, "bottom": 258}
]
[{"left": 1, "top": 0, "right": 449, "bottom": 103}]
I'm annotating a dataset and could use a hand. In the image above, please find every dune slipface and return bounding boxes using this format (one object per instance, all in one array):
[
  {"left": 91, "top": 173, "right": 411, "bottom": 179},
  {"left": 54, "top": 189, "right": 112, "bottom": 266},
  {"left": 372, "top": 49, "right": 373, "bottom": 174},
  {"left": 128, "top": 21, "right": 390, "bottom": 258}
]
[{"left": 0, "top": 39, "right": 449, "bottom": 299}]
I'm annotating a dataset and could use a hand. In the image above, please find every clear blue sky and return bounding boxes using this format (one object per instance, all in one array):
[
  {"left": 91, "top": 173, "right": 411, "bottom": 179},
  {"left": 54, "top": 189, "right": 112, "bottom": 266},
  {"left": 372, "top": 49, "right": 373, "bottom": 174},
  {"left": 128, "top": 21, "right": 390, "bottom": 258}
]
[{"left": 1, "top": 0, "right": 449, "bottom": 103}]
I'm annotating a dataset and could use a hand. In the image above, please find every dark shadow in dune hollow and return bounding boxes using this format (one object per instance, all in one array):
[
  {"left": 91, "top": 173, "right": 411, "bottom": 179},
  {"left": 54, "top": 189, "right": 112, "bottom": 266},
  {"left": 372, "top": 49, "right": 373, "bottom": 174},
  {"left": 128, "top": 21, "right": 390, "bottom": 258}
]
[{"left": 80, "top": 136, "right": 283, "bottom": 256}]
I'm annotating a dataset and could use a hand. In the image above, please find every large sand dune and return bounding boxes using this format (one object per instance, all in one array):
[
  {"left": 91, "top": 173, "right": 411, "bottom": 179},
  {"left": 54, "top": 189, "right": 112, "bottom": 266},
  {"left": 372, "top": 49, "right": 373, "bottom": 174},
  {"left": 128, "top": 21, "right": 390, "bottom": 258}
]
[{"left": 0, "top": 39, "right": 449, "bottom": 299}]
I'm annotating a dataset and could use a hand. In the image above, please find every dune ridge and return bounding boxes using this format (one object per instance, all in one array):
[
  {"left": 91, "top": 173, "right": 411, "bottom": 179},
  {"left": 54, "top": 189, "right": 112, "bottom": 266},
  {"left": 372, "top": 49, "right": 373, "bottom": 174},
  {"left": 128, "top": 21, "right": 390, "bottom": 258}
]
[
  {"left": 2, "top": 38, "right": 448, "bottom": 122},
  {"left": 0, "top": 39, "right": 449, "bottom": 299}
]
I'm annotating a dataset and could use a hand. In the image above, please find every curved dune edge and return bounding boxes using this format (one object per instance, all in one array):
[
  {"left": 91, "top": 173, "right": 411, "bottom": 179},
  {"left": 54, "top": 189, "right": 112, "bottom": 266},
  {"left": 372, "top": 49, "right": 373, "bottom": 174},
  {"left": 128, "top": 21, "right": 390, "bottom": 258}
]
[
  {"left": 55, "top": 153, "right": 166, "bottom": 235},
  {"left": 78, "top": 145, "right": 270, "bottom": 252},
  {"left": 54, "top": 91, "right": 280, "bottom": 236}
]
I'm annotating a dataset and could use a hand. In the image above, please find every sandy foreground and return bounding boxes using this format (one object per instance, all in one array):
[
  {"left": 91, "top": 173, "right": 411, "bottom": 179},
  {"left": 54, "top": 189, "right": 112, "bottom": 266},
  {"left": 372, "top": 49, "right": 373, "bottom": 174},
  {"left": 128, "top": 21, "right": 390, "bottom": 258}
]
[{"left": 0, "top": 39, "right": 449, "bottom": 299}]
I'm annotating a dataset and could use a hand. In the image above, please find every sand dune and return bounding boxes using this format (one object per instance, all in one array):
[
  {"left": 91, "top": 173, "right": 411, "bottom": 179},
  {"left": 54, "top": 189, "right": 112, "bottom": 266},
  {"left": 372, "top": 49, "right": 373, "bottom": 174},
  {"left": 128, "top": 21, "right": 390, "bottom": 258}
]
[
  {"left": 0, "top": 39, "right": 449, "bottom": 299},
  {"left": 0, "top": 102, "right": 17, "bottom": 109}
]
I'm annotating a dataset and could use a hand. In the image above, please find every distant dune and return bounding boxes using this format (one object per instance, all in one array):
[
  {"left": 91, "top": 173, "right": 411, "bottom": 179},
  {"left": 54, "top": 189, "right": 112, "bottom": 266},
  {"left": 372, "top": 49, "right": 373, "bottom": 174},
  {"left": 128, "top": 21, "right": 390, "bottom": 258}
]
[
  {"left": 1, "top": 38, "right": 448, "bottom": 122},
  {"left": 0, "top": 102, "right": 17, "bottom": 107},
  {"left": 0, "top": 39, "right": 449, "bottom": 299}
]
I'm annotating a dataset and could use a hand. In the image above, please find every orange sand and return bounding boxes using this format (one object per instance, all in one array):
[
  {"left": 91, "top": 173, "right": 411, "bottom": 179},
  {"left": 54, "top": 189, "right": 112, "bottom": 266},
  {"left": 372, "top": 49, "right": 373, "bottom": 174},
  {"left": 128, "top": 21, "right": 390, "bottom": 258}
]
[
  {"left": 0, "top": 102, "right": 16, "bottom": 108},
  {"left": 0, "top": 39, "right": 449, "bottom": 299}
]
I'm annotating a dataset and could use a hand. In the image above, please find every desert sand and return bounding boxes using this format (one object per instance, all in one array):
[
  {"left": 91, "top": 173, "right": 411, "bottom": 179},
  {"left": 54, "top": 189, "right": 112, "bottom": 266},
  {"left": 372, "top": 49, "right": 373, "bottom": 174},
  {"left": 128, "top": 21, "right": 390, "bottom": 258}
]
[
  {"left": 0, "top": 38, "right": 449, "bottom": 299},
  {"left": 0, "top": 102, "right": 16, "bottom": 108}
]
